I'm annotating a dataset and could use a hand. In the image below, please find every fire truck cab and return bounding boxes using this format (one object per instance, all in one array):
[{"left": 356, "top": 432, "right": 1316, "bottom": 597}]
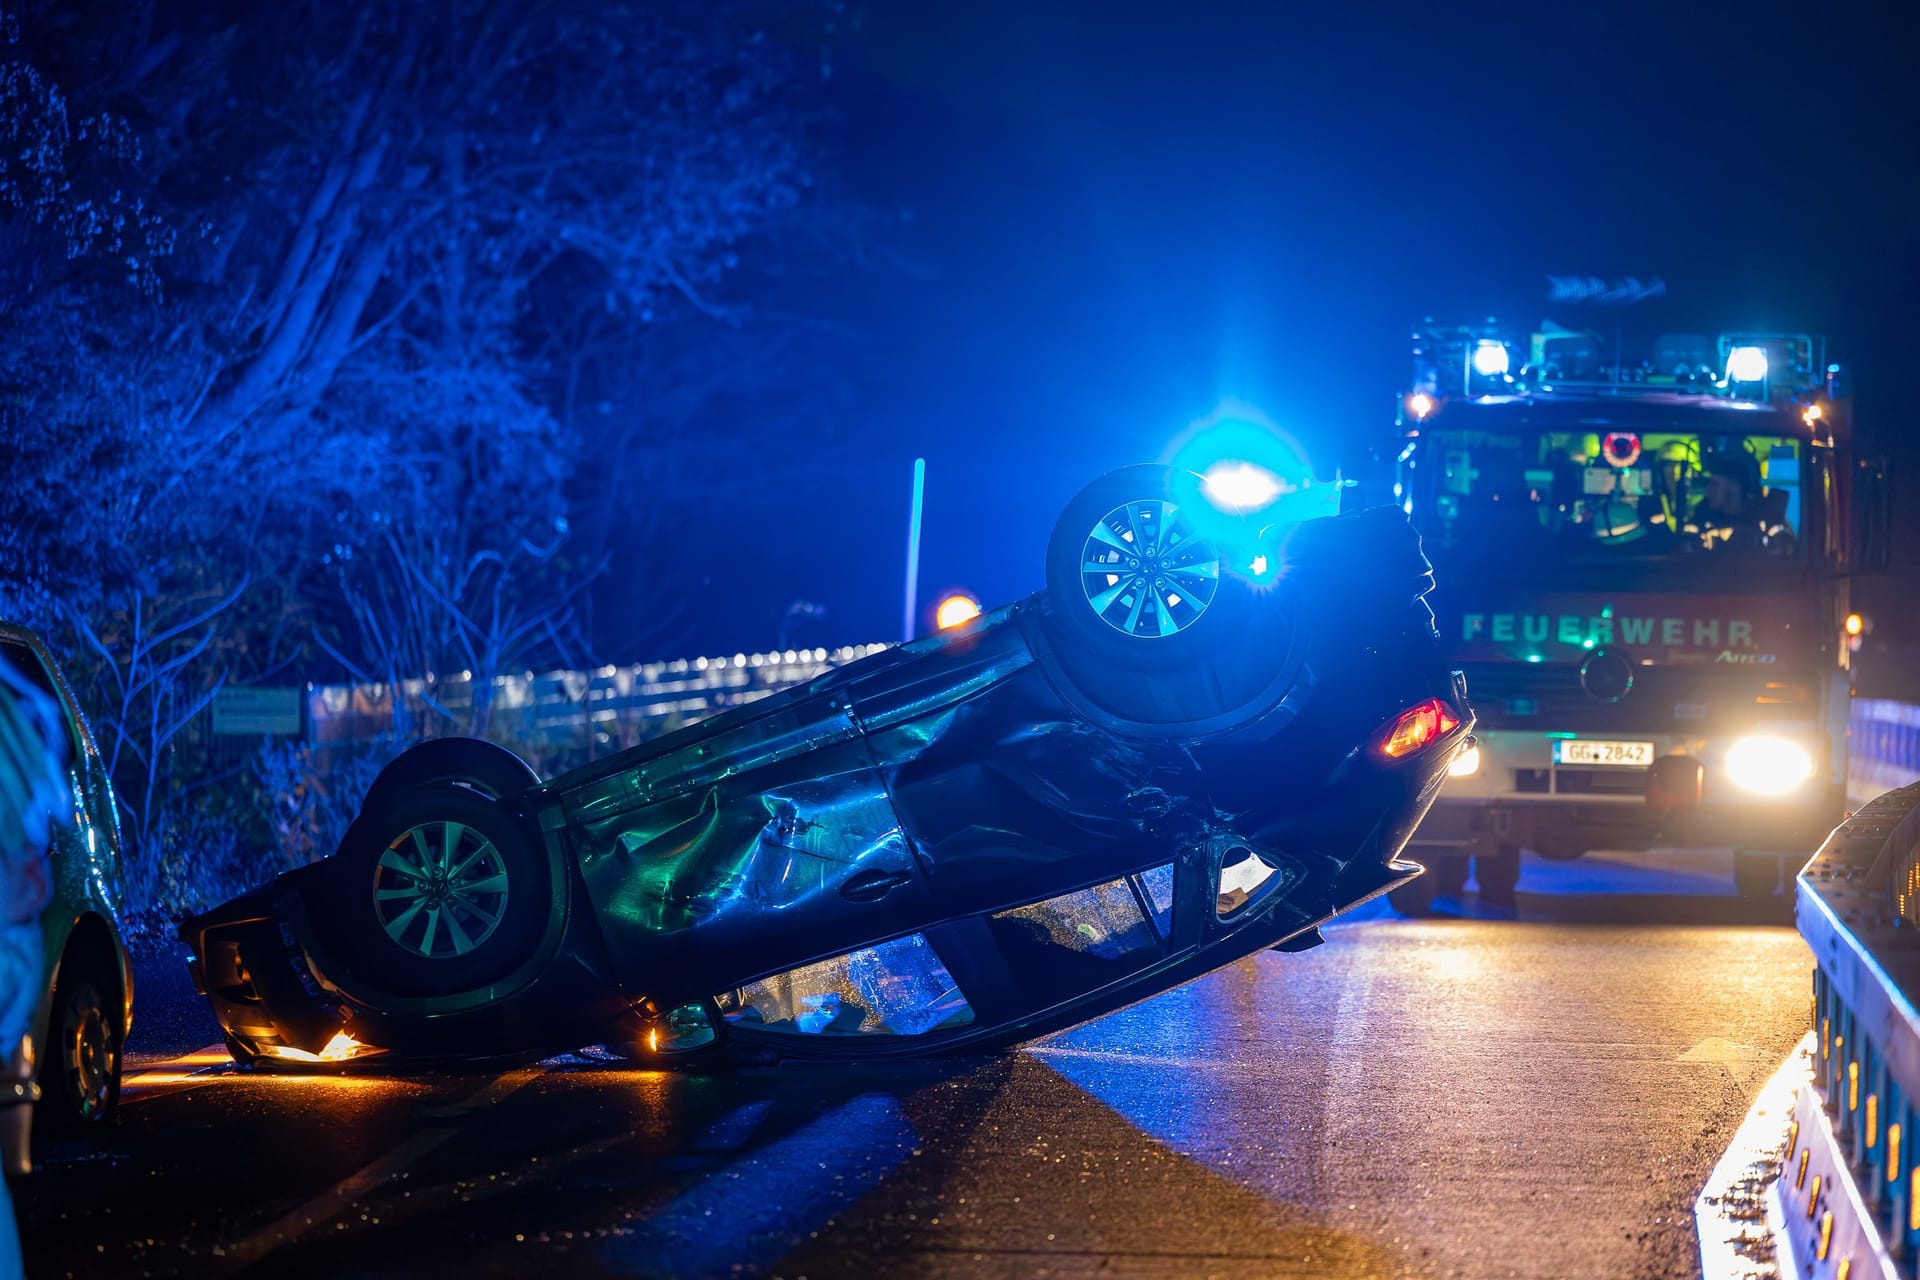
[{"left": 1379, "top": 320, "right": 1886, "bottom": 912}]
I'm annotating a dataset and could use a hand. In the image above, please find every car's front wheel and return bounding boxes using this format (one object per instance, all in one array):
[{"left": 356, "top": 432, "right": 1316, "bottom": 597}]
[
  {"left": 1733, "top": 851, "right": 1780, "bottom": 898},
  {"left": 39, "top": 968, "right": 121, "bottom": 1138},
  {"left": 328, "top": 783, "right": 552, "bottom": 998},
  {"left": 1475, "top": 844, "right": 1522, "bottom": 907}
]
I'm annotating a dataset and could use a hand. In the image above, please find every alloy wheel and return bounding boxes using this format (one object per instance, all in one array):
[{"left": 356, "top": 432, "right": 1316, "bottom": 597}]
[
  {"left": 371, "top": 821, "right": 510, "bottom": 960},
  {"left": 1078, "top": 499, "right": 1220, "bottom": 637},
  {"left": 62, "top": 993, "right": 114, "bottom": 1120}
]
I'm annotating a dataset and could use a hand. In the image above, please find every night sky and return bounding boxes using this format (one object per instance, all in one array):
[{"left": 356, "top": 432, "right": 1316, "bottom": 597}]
[{"left": 680, "top": 0, "right": 1919, "bottom": 657}]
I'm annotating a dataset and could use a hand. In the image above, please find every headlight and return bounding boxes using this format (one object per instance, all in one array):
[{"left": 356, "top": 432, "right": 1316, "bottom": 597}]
[
  {"left": 1724, "top": 735, "right": 1813, "bottom": 795},
  {"left": 1447, "top": 743, "right": 1481, "bottom": 778}
]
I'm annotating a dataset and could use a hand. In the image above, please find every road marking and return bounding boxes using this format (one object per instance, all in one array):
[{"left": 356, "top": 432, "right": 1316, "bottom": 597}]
[
  {"left": 213, "top": 1067, "right": 540, "bottom": 1274},
  {"left": 1695, "top": 1032, "right": 1811, "bottom": 1280},
  {"left": 1023, "top": 1045, "right": 1242, "bottom": 1071}
]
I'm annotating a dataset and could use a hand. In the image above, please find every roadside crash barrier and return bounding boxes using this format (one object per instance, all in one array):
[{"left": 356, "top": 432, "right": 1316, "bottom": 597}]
[
  {"left": 1793, "top": 779, "right": 1920, "bottom": 1279},
  {"left": 305, "top": 643, "right": 894, "bottom": 759}
]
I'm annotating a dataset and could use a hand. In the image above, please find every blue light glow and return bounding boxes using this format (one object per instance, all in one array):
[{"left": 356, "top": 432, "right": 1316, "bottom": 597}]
[
  {"left": 1164, "top": 402, "right": 1325, "bottom": 576},
  {"left": 1200, "top": 460, "right": 1284, "bottom": 510},
  {"left": 1726, "top": 346, "right": 1769, "bottom": 383},
  {"left": 1471, "top": 340, "right": 1509, "bottom": 378}
]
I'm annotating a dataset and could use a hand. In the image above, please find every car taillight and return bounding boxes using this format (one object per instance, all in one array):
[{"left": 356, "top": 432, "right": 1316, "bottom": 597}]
[{"left": 1378, "top": 698, "right": 1462, "bottom": 758}]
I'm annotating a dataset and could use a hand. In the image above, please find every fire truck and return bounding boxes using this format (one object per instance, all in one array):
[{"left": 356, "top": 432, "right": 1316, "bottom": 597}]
[{"left": 1380, "top": 320, "right": 1887, "bottom": 913}]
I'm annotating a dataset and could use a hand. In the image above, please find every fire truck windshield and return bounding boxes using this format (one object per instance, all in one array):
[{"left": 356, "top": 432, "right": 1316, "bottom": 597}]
[{"left": 1412, "top": 428, "right": 1805, "bottom": 563}]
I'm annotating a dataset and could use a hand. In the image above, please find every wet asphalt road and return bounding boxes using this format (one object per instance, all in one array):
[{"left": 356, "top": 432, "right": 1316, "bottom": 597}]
[{"left": 19, "top": 851, "right": 1811, "bottom": 1280}]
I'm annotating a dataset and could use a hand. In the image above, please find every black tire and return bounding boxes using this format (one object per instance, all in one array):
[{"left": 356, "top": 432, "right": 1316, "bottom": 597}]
[
  {"left": 1403, "top": 844, "right": 1468, "bottom": 896},
  {"left": 1040, "top": 465, "right": 1291, "bottom": 725},
  {"left": 328, "top": 782, "right": 551, "bottom": 998},
  {"left": 1388, "top": 874, "right": 1437, "bottom": 916},
  {"left": 359, "top": 737, "right": 540, "bottom": 818},
  {"left": 1733, "top": 852, "right": 1779, "bottom": 899},
  {"left": 1534, "top": 846, "right": 1585, "bottom": 863},
  {"left": 1475, "top": 844, "right": 1522, "bottom": 907},
  {"left": 38, "top": 969, "right": 121, "bottom": 1138}
]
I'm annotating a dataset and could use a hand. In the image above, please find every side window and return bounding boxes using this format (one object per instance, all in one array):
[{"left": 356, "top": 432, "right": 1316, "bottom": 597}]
[
  {"left": 717, "top": 933, "right": 974, "bottom": 1037},
  {"left": 0, "top": 640, "right": 82, "bottom": 763},
  {"left": 1816, "top": 452, "right": 1845, "bottom": 569}
]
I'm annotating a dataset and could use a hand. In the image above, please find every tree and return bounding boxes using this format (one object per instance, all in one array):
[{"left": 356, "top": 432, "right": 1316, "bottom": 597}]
[{"left": 0, "top": 0, "right": 857, "bottom": 915}]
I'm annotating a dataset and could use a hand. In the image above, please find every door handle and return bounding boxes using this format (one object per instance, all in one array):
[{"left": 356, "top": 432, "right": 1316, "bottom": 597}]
[{"left": 840, "top": 869, "right": 912, "bottom": 902}]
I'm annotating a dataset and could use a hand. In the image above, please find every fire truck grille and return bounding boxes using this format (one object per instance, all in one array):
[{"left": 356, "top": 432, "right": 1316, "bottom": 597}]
[
  {"left": 1513, "top": 766, "right": 1648, "bottom": 796},
  {"left": 1462, "top": 662, "right": 1787, "bottom": 732}
]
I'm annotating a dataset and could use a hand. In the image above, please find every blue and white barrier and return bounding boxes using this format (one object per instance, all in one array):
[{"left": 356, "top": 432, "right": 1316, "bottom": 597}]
[{"left": 1723, "top": 781, "right": 1920, "bottom": 1280}]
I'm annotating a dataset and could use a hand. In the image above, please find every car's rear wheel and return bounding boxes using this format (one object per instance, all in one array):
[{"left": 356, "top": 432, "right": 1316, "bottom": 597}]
[
  {"left": 1040, "top": 465, "right": 1291, "bottom": 726},
  {"left": 1475, "top": 843, "right": 1522, "bottom": 907},
  {"left": 359, "top": 737, "right": 540, "bottom": 817},
  {"left": 1388, "top": 845, "right": 1468, "bottom": 915},
  {"left": 329, "top": 783, "right": 551, "bottom": 998},
  {"left": 1387, "top": 874, "right": 1436, "bottom": 916},
  {"left": 39, "top": 968, "right": 121, "bottom": 1138}
]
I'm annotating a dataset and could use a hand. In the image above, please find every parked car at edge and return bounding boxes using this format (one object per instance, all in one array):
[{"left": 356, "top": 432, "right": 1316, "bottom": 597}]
[{"left": 0, "top": 624, "right": 133, "bottom": 1172}]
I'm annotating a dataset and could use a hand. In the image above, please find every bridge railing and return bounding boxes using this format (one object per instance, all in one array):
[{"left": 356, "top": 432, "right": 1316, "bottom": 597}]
[
  {"left": 1797, "top": 780, "right": 1920, "bottom": 1276},
  {"left": 303, "top": 643, "right": 894, "bottom": 773}
]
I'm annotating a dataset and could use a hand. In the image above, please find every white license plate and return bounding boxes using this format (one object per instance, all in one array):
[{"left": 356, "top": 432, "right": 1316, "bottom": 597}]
[{"left": 1553, "top": 739, "right": 1654, "bottom": 766}]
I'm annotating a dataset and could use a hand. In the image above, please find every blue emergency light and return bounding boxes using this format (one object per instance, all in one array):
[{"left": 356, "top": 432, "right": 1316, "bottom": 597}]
[
  {"left": 1725, "top": 345, "right": 1769, "bottom": 385},
  {"left": 1471, "top": 340, "right": 1510, "bottom": 378}
]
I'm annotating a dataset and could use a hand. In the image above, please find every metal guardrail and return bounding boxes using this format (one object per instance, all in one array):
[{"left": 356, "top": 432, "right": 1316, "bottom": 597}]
[
  {"left": 1793, "top": 780, "right": 1920, "bottom": 1278},
  {"left": 304, "top": 644, "right": 894, "bottom": 768}
]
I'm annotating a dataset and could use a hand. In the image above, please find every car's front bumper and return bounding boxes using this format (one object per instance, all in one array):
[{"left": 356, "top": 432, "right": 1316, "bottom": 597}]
[
  {"left": 180, "top": 870, "right": 631, "bottom": 1069},
  {"left": 1415, "top": 792, "right": 1840, "bottom": 859}
]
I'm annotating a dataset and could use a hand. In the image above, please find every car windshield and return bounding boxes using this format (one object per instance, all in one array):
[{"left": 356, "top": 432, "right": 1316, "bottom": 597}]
[{"left": 1414, "top": 428, "right": 1806, "bottom": 562}]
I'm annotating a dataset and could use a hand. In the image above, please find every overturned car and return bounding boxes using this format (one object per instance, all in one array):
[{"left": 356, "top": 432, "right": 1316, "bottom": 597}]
[{"left": 182, "top": 464, "right": 1471, "bottom": 1067}]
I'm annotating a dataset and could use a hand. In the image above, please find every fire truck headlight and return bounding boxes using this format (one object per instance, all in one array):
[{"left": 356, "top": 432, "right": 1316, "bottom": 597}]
[
  {"left": 1471, "top": 341, "right": 1510, "bottom": 378},
  {"left": 1447, "top": 743, "right": 1482, "bottom": 778},
  {"left": 1725, "top": 346, "right": 1769, "bottom": 384},
  {"left": 1725, "top": 735, "right": 1813, "bottom": 795}
]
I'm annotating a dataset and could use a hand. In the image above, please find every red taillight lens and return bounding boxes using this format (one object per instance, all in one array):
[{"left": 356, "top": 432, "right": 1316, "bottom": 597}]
[{"left": 1378, "top": 698, "right": 1462, "bottom": 758}]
